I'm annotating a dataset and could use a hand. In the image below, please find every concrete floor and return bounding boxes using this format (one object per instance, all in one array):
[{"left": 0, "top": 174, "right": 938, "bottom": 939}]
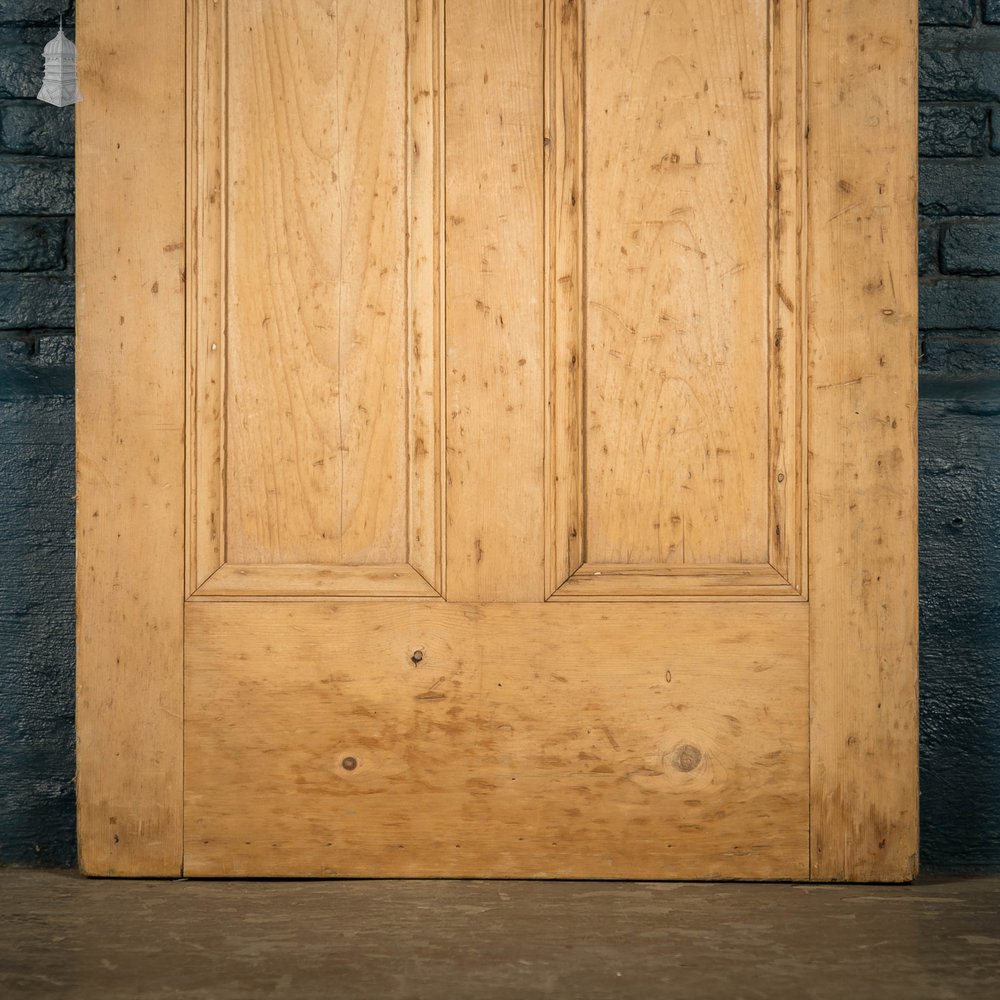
[{"left": 1, "top": 871, "right": 999, "bottom": 999}]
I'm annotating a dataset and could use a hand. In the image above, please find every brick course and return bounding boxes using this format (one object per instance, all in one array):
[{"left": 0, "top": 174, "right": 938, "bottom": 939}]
[
  {"left": 1, "top": 103, "right": 74, "bottom": 157},
  {"left": 941, "top": 221, "right": 1000, "bottom": 273},
  {"left": 0, "top": 45, "right": 40, "bottom": 99},
  {"left": 919, "top": 104, "right": 989, "bottom": 156},
  {"left": 0, "top": 217, "right": 63, "bottom": 270},
  {"left": 0, "top": 158, "right": 73, "bottom": 213},
  {"left": 920, "top": 0, "right": 978, "bottom": 26},
  {"left": 920, "top": 158, "right": 1000, "bottom": 214}
]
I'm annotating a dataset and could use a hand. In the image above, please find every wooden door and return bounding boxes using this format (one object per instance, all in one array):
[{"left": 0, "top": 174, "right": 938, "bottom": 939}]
[{"left": 76, "top": 0, "right": 919, "bottom": 880}]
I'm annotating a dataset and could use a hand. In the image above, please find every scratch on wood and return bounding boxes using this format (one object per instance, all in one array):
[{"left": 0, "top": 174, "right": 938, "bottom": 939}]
[
  {"left": 816, "top": 376, "right": 864, "bottom": 390},
  {"left": 775, "top": 282, "right": 794, "bottom": 311}
]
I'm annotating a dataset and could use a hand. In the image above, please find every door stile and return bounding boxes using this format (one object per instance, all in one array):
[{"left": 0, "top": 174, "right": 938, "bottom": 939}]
[
  {"left": 806, "top": 0, "right": 919, "bottom": 881},
  {"left": 76, "top": 0, "right": 187, "bottom": 876}
]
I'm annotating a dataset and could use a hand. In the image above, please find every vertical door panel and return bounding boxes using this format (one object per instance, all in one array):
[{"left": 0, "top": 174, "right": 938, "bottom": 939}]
[
  {"left": 584, "top": 0, "right": 770, "bottom": 567},
  {"left": 226, "top": 0, "right": 409, "bottom": 566},
  {"left": 550, "top": 0, "right": 805, "bottom": 598},
  {"left": 189, "top": 0, "right": 443, "bottom": 596}
]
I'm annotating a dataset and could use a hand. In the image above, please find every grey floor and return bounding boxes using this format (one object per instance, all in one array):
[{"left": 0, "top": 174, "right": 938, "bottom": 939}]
[{"left": 1, "top": 870, "right": 999, "bottom": 999}]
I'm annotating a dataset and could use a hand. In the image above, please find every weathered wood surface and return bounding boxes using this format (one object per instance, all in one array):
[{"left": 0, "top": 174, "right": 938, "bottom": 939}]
[
  {"left": 807, "top": 0, "right": 920, "bottom": 881},
  {"left": 76, "top": 0, "right": 186, "bottom": 875},
  {"left": 77, "top": 0, "right": 918, "bottom": 882},
  {"left": 185, "top": 601, "right": 809, "bottom": 879}
]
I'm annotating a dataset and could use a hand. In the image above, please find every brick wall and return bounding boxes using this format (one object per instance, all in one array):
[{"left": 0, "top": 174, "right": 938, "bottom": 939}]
[
  {"left": 918, "top": 0, "right": 1000, "bottom": 870},
  {"left": 0, "top": 0, "right": 75, "bottom": 867},
  {"left": 0, "top": 1, "right": 997, "bottom": 870}
]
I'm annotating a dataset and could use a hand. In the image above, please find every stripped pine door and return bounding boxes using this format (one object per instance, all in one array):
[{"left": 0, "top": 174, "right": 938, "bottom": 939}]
[{"left": 76, "top": 0, "right": 919, "bottom": 879}]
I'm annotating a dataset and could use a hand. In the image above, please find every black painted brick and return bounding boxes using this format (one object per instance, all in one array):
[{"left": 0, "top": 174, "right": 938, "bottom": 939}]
[
  {"left": 920, "top": 276, "right": 1000, "bottom": 329},
  {"left": 0, "top": 45, "right": 39, "bottom": 99},
  {"left": 919, "top": 403, "right": 1000, "bottom": 870},
  {"left": 920, "top": 223, "right": 940, "bottom": 275},
  {"left": 0, "top": 0, "right": 77, "bottom": 872},
  {"left": 0, "top": 156, "right": 72, "bottom": 213},
  {"left": 0, "top": 25, "right": 70, "bottom": 46},
  {"left": 921, "top": 48, "right": 1000, "bottom": 103},
  {"left": 0, "top": 216, "right": 63, "bottom": 270},
  {"left": 919, "top": 104, "right": 989, "bottom": 156},
  {"left": 1, "top": 102, "right": 73, "bottom": 157},
  {"left": 0, "top": 330, "right": 73, "bottom": 360},
  {"left": 919, "top": 0, "right": 976, "bottom": 26},
  {"left": 0, "top": 354, "right": 74, "bottom": 408},
  {"left": 0, "top": 2, "right": 71, "bottom": 23},
  {"left": 941, "top": 222, "right": 1000, "bottom": 274},
  {"left": 0, "top": 391, "right": 75, "bottom": 868},
  {"left": 920, "top": 333, "right": 1000, "bottom": 376},
  {"left": 0, "top": 272, "right": 72, "bottom": 327},
  {"left": 920, "top": 159, "right": 1000, "bottom": 215}
]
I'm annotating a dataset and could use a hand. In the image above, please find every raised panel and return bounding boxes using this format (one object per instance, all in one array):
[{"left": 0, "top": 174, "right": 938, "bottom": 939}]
[
  {"left": 187, "top": 0, "right": 443, "bottom": 597},
  {"left": 548, "top": 0, "right": 806, "bottom": 599}
]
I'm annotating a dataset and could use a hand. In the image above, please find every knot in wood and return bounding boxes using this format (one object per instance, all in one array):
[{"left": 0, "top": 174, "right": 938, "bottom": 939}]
[{"left": 672, "top": 744, "right": 703, "bottom": 773}]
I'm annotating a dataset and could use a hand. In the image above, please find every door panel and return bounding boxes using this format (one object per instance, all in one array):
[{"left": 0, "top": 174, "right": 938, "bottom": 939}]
[
  {"left": 189, "top": 0, "right": 443, "bottom": 595},
  {"left": 583, "top": 0, "right": 770, "bottom": 568},
  {"left": 550, "top": 0, "right": 804, "bottom": 598},
  {"left": 77, "top": 0, "right": 918, "bottom": 880},
  {"left": 185, "top": 601, "right": 808, "bottom": 878},
  {"left": 226, "top": 0, "right": 409, "bottom": 567}
]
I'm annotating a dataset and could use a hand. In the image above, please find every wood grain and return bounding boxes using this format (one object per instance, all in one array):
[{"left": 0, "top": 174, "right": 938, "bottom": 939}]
[
  {"left": 551, "top": 562, "right": 801, "bottom": 600},
  {"left": 189, "top": 0, "right": 443, "bottom": 594},
  {"left": 195, "top": 562, "right": 439, "bottom": 599},
  {"left": 224, "top": 0, "right": 409, "bottom": 566},
  {"left": 807, "top": 0, "right": 920, "bottom": 881},
  {"left": 184, "top": 601, "right": 809, "bottom": 879},
  {"left": 546, "top": 0, "right": 585, "bottom": 595},
  {"left": 583, "top": 0, "right": 769, "bottom": 567},
  {"left": 444, "top": 0, "right": 546, "bottom": 602},
  {"left": 188, "top": 0, "right": 226, "bottom": 591},
  {"left": 407, "top": 0, "right": 446, "bottom": 592},
  {"left": 75, "top": 0, "right": 185, "bottom": 875},
  {"left": 768, "top": 0, "right": 807, "bottom": 592},
  {"left": 546, "top": 0, "right": 806, "bottom": 598}
]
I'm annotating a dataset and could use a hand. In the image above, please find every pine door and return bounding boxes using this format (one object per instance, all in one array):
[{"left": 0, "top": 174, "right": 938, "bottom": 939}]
[{"left": 77, "top": 0, "right": 919, "bottom": 880}]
